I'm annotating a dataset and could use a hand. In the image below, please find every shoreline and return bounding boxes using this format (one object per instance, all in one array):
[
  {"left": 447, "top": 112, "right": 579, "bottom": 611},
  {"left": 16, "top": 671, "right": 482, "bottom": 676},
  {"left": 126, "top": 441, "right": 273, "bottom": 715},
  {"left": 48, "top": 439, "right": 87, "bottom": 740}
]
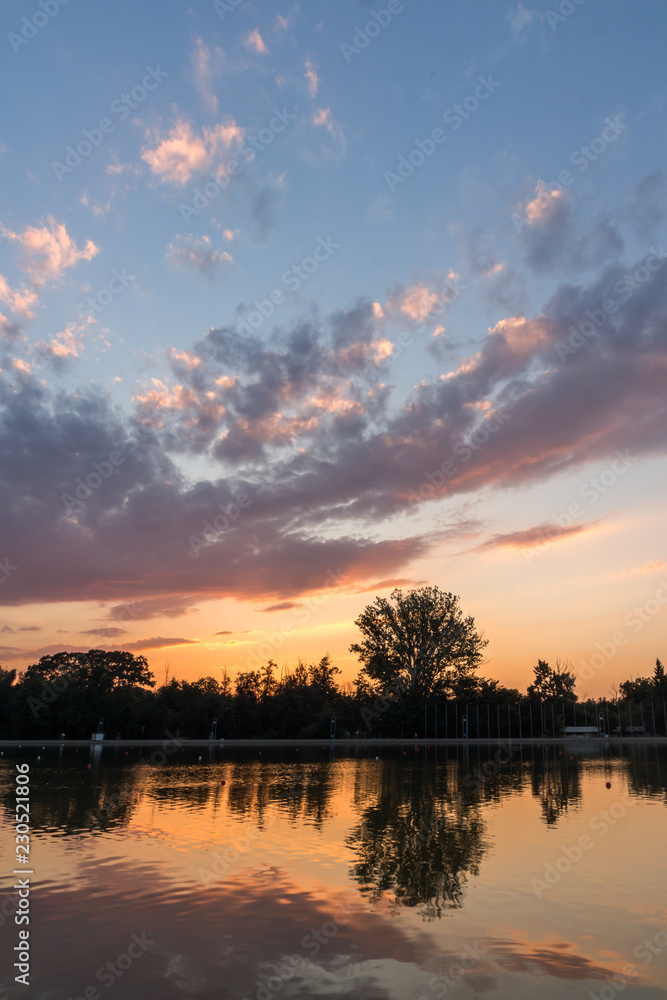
[{"left": 1, "top": 737, "right": 666, "bottom": 747}]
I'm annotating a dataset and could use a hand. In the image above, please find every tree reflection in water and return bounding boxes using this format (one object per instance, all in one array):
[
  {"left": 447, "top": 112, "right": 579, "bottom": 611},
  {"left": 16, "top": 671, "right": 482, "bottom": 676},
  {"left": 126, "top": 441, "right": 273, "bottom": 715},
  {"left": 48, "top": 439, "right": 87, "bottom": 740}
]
[{"left": 346, "top": 758, "right": 489, "bottom": 920}]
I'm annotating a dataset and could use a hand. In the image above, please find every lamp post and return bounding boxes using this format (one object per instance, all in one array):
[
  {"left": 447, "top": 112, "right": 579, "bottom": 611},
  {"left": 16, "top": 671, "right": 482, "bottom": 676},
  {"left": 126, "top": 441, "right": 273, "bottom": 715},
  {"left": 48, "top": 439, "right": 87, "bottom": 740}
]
[
  {"left": 212, "top": 717, "right": 218, "bottom": 739},
  {"left": 330, "top": 715, "right": 336, "bottom": 739}
]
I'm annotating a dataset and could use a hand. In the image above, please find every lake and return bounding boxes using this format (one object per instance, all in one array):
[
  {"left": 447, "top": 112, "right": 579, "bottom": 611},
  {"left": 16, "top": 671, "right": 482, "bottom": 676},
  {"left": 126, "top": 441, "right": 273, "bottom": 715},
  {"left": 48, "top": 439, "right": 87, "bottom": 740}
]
[{"left": 0, "top": 742, "right": 666, "bottom": 999}]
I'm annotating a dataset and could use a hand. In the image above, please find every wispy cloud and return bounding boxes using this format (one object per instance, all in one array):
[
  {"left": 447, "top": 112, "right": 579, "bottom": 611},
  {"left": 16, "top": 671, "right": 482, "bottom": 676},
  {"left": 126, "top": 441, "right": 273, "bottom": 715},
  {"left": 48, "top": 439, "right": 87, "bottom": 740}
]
[
  {"left": 166, "top": 234, "right": 233, "bottom": 278},
  {"left": 244, "top": 29, "right": 269, "bottom": 55}
]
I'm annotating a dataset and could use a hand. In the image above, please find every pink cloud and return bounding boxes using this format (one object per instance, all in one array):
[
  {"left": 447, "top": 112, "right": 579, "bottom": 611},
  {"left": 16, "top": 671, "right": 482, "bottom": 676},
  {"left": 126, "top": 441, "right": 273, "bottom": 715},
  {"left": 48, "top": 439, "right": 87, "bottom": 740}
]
[
  {"left": 1, "top": 217, "right": 98, "bottom": 285},
  {"left": 142, "top": 119, "right": 244, "bottom": 185}
]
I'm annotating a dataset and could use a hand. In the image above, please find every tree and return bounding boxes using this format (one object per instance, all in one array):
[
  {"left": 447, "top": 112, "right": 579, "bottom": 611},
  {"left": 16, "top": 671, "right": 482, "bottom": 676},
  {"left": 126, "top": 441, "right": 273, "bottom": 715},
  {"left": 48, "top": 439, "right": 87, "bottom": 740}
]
[
  {"left": 350, "top": 586, "right": 488, "bottom": 698},
  {"left": 654, "top": 658, "right": 667, "bottom": 697},
  {"left": 23, "top": 650, "right": 154, "bottom": 691},
  {"left": 308, "top": 653, "right": 340, "bottom": 699},
  {"left": 527, "top": 659, "right": 577, "bottom": 701}
]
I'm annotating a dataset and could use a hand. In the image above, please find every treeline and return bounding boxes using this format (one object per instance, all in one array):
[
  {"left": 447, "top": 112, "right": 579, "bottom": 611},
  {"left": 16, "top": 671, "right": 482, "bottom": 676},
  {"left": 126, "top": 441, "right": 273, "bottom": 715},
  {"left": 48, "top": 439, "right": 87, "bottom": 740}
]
[{"left": 1, "top": 649, "right": 666, "bottom": 741}]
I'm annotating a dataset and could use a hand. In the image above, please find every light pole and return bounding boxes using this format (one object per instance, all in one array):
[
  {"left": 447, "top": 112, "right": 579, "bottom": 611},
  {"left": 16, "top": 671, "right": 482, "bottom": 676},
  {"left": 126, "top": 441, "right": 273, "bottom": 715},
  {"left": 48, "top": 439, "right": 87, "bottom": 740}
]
[
  {"left": 599, "top": 714, "right": 604, "bottom": 737},
  {"left": 462, "top": 714, "right": 468, "bottom": 739},
  {"left": 330, "top": 714, "right": 336, "bottom": 739},
  {"left": 212, "top": 717, "right": 218, "bottom": 739}
]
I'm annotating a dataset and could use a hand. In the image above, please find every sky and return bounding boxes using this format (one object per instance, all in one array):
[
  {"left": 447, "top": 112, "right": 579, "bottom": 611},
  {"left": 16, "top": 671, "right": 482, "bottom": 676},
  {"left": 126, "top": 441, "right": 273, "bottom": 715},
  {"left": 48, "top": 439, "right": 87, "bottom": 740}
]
[{"left": 0, "top": 0, "right": 665, "bottom": 697}]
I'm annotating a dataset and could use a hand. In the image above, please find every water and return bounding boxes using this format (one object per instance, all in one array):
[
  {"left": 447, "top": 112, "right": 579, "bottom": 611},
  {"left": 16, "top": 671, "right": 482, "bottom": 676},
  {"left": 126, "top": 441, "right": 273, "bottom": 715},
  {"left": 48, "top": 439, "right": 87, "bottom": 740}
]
[{"left": 0, "top": 743, "right": 665, "bottom": 999}]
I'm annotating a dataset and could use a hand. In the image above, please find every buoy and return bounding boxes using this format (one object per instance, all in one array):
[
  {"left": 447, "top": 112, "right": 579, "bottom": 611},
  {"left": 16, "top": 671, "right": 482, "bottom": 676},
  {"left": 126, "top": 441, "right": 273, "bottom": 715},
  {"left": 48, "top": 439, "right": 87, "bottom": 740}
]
[
  {"left": 606, "top": 781, "right": 611, "bottom": 789},
  {"left": 87, "top": 764, "right": 91, "bottom": 769},
  {"left": 198, "top": 756, "right": 202, "bottom": 761},
  {"left": 375, "top": 756, "right": 379, "bottom": 761},
  {"left": 221, "top": 780, "right": 226, "bottom": 785}
]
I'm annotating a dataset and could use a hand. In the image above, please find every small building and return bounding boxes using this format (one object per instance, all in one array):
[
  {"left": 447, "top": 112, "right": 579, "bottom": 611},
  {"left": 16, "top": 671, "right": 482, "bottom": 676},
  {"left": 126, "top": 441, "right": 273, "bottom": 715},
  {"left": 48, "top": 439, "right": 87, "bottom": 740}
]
[{"left": 563, "top": 726, "right": 600, "bottom": 738}]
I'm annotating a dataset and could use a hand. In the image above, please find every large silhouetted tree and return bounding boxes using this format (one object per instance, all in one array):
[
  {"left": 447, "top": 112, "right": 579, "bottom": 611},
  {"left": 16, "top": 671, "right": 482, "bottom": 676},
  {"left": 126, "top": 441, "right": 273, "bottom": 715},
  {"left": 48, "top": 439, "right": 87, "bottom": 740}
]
[{"left": 350, "top": 586, "right": 487, "bottom": 698}]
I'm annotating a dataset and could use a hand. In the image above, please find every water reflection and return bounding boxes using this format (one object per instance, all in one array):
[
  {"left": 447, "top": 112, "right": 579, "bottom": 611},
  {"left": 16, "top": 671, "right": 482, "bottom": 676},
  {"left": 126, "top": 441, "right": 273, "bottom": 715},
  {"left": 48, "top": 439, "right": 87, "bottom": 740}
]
[
  {"left": 0, "top": 744, "right": 665, "bottom": 999},
  {"left": 346, "top": 758, "right": 488, "bottom": 918}
]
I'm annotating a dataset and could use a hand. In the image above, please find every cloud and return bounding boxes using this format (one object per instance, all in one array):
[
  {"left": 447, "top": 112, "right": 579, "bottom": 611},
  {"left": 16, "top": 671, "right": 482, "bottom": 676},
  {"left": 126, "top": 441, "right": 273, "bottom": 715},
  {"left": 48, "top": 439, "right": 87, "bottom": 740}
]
[
  {"left": 81, "top": 627, "right": 128, "bottom": 637},
  {"left": 633, "top": 560, "right": 666, "bottom": 574},
  {"left": 18, "top": 625, "right": 39, "bottom": 632},
  {"left": 38, "top": 320, "right": 88, "bottom": 360},
  {"left": 394, "top": 284, "right": 441, "bottom": 323},
  {"left": 353, "top": 577, "right": 424, "bottom": 593},
  {"left": 142, "top": 119, "right": 244, "bottom": 185},
  {"left": 0, "top": 274, "right": 39, "bottom": 319},
  {"left": 1, "top": 237, "right": 667, "bottom": 612},
  {"left": 515, "top": 183, "right": 625, "bottom": 274},
  {"left": 311, "top": 107, "right": 345, "bottom": 148},
  {"left": 304, "top": 57, "right": 319, "bottom": 98},
  {"left": 166, "top": 235, "right": 233, "bottom": 278},
  {"left": 122, "top": 637, "right": 199, "bottom": 652},
  {"left": 507, "top": 3, "right": 537, "bottom": 40},
  {"left": 478, "top": 522, "right": 597, "bottom": 551},
  {"left": 1, "top": 217, "right": 98, "bottom": 285},
  {"left": 244, "top": 29, "right": 269, "bottom": 54},
  {"left": 250, "top": 175, "right": 286, "bottom": 241},
  {"left": 103, "top": 597, "right": 201, "bottom": 622},
  {"left": 191, "top": 38, "right": 224, "bottom": 115},
  {"left": 261, "top": 602, "right": 303, "bottom": 612},
  {"left": 630, "top": 170, "right": 666, "bottom": 240}
]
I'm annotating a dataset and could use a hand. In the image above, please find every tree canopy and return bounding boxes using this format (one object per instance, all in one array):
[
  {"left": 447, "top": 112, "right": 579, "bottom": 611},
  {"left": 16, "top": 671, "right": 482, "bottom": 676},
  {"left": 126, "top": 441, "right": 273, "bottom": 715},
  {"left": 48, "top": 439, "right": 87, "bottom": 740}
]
[
  {"left": 527, "top": 659, "right": 577, "bottom": 701},
  {"left": 350, "top": 586, "right": 488, "bottom": 698}
]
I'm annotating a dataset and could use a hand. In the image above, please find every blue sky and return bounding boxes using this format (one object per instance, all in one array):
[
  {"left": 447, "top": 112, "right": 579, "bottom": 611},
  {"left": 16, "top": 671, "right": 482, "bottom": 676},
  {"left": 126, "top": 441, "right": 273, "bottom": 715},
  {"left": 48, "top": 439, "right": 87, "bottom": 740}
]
[{"left": 0, "top": 0, "right": 665, "bottom": 693}]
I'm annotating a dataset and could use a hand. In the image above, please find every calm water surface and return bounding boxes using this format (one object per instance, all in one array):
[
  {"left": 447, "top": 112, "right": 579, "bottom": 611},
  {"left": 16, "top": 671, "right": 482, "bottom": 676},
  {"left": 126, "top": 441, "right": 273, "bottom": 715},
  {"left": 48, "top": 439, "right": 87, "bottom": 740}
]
[{"left": 0, "top": 743, "right": 666, "bottom": 999}]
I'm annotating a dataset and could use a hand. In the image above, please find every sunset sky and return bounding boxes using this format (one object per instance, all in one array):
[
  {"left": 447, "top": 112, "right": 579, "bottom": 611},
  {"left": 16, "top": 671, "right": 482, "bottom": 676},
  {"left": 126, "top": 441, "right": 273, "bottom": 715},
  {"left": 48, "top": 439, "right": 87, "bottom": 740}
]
[{"left": 0, "top": 0, "right": 665, "bottom": 696}]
